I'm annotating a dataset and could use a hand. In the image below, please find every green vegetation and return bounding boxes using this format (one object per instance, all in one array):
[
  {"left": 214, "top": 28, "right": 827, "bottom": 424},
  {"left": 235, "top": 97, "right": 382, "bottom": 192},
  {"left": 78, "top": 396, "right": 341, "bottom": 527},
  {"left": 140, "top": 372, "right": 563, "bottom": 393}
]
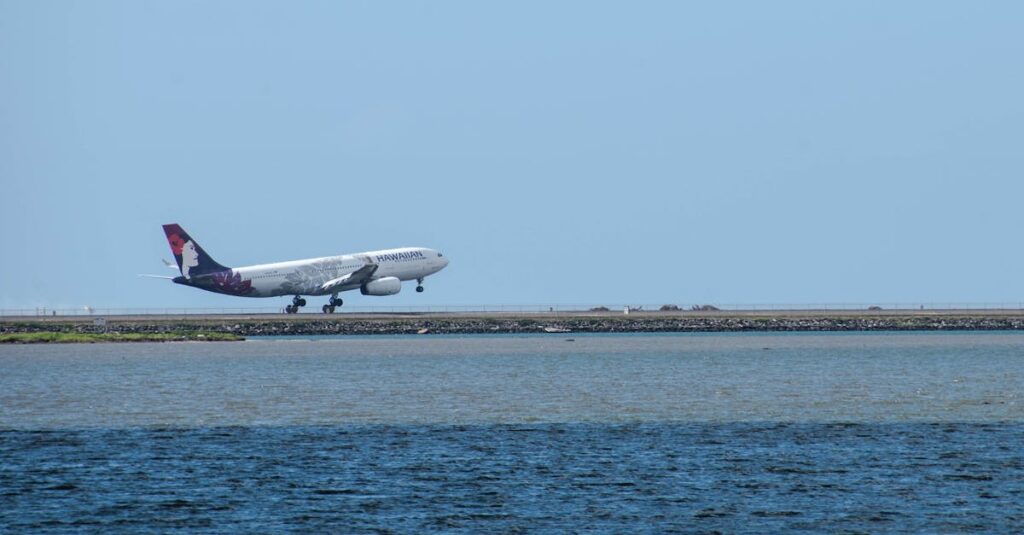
[{"left": 0, "top": 331, "right": 243, "bottom": 344}]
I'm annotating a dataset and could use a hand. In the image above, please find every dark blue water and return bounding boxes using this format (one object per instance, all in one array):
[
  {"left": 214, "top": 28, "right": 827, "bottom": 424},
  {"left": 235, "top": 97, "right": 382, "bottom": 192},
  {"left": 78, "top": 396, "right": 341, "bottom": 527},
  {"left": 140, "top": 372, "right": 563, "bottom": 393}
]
[
  {"left": 2, "top": 333, "right": 1024, "bottom": 532},
  {"left": 2, "top": 424, "right": 1022, "bottom": 532}
]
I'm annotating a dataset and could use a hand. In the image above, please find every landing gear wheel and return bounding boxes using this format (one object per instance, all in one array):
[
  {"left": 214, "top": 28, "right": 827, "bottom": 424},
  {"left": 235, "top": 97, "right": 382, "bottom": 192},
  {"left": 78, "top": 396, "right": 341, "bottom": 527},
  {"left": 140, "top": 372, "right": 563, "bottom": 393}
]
[
  {"left": 292, "top": 295, "right": 306, "bottom": 308},
  {"left": 323, "top": 295, "right": 342, "bottom": 313},
  {"left": 416, "top": 285, "right": 424, "bottom": 293},
  {"left": 285, "top": 305, "right": 297, "bottom": 314}
]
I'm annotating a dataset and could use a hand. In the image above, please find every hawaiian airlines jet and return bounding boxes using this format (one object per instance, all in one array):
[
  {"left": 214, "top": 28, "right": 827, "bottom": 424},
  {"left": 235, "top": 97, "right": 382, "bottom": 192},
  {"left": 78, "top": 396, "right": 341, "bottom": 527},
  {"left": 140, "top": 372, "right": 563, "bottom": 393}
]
[{"left": 160, "top": 224, "right": 449, "bottom": 313}]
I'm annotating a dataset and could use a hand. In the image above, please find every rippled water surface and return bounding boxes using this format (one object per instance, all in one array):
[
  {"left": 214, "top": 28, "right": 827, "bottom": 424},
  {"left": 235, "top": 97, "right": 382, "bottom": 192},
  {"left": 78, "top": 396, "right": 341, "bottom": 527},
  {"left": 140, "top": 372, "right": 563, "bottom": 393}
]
[{"left": 2, "top": 332, "right": 1023, "bottom": 532}]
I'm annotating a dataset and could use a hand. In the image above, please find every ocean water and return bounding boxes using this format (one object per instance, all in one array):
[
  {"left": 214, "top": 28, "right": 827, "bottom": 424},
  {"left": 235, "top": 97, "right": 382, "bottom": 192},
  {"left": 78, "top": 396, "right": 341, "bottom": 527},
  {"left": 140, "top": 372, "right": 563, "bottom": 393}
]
[{"left": 2, "top": 332, "right": 1023, "bottom": 532}]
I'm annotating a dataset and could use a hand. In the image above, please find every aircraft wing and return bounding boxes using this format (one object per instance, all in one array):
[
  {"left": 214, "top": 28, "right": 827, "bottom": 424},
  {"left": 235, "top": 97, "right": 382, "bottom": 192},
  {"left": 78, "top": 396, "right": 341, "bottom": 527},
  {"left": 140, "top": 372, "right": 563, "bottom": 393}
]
[{"left": 319, "top": 263, "right": 379, "bottom": 293}]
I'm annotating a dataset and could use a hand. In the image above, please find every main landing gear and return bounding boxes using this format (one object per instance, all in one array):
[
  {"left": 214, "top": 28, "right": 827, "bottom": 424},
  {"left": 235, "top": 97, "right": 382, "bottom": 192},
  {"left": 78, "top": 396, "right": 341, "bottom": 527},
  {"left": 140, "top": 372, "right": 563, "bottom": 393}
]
[
  {"left": 322, "top": 294, "right": 343, "bottom": 314},
  {"left": 285, "top": 295, "right": 306, "bottom": 314},
  {"left": 416, "top": 277, "right": 425, "bottom": 293}
]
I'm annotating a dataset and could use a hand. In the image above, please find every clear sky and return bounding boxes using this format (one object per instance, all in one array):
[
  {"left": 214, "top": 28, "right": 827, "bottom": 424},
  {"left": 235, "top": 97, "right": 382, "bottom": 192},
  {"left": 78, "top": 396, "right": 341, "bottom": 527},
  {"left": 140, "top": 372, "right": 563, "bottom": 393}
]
[{"left": 2, "top": 1, "right": 1023, "bottom": 310}]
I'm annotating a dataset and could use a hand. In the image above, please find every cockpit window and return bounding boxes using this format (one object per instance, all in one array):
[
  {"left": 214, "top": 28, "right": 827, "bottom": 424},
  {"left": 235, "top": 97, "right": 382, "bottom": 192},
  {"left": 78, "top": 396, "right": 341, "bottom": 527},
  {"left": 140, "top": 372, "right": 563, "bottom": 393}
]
[{"left": 437, "top": 253, "right": 444, "bottom": 257}]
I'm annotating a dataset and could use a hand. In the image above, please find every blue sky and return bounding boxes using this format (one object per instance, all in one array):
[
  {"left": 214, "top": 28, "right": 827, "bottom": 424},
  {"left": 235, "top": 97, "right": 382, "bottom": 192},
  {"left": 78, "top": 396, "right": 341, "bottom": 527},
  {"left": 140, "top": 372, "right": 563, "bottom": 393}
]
[{"left": 2, "top": 1, "right": 1023, "bottom": 310}]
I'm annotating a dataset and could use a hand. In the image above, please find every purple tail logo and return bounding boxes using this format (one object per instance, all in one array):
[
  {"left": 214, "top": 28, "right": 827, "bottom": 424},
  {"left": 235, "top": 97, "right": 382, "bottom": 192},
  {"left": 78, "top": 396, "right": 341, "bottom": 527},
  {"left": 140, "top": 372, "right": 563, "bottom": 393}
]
[{"left": 162, "top": 224, "right": 229, "bottom": 279}]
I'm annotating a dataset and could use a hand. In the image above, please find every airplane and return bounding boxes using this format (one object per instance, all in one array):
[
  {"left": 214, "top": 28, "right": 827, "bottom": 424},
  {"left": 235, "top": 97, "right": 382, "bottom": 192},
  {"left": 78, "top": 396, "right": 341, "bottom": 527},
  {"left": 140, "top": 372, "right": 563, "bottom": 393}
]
[{"left": 158, "top": 223, "right": 449, "bottom": 313}]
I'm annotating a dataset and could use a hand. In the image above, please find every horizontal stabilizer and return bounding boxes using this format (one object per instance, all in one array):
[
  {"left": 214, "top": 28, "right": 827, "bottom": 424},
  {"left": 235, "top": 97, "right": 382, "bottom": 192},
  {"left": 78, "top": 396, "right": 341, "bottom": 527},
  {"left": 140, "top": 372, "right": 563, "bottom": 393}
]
[{"left": 139, "top": 274, "right": 175, "bottom": 279}]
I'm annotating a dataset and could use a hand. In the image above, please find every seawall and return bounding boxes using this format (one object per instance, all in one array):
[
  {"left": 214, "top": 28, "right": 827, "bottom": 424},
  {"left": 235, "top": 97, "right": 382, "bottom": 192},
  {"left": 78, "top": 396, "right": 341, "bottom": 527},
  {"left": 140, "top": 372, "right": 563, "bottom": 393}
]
[{"left": 4, "top": 310, "right": 1024, "bottom": 336}]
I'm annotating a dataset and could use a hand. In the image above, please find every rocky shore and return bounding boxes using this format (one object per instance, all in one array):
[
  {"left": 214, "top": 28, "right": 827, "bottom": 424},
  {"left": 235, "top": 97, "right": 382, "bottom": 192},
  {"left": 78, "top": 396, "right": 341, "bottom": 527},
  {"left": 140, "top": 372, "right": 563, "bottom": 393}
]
[{"left": 4, "top": 312, "right": 1024, "bottom": 337}]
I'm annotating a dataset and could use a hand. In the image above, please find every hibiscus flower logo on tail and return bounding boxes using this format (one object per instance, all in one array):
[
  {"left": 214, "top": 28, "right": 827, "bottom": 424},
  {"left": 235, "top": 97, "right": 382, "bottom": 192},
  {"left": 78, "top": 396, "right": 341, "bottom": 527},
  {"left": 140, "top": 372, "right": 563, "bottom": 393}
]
[
  {"left": 167, "top": 233, "right": 185, "bottom": 256},
  {"left": 162, "top": 223, "right": 230, "bottom": 277}
]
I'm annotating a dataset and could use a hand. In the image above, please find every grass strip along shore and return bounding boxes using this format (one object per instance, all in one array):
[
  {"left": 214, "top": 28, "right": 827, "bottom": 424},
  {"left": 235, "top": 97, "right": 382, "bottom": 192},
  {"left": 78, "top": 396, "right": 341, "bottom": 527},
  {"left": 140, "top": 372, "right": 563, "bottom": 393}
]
[{"left": 0, "top": 332, "right": 244, "bottom": 344}]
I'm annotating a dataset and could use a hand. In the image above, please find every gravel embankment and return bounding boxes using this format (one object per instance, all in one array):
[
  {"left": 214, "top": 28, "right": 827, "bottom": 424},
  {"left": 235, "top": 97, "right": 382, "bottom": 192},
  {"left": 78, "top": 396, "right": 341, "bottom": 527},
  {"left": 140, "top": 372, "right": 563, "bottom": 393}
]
[{"left": 4, "top": 313, "right": 1024, "bottom": 336}]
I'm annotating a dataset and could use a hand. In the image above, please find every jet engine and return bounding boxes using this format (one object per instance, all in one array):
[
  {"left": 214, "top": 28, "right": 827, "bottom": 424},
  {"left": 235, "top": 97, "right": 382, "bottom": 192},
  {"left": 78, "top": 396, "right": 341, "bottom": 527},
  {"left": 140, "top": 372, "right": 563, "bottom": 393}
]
[{"left": 361, "top": 277, "right": 402, "bottom": 296}]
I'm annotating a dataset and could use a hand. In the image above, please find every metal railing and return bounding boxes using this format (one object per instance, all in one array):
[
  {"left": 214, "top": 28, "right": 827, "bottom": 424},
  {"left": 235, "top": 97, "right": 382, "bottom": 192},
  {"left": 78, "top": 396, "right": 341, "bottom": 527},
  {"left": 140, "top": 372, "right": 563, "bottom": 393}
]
[{"left": 3, "top": 303, "right": 1024, "bottom": 317}]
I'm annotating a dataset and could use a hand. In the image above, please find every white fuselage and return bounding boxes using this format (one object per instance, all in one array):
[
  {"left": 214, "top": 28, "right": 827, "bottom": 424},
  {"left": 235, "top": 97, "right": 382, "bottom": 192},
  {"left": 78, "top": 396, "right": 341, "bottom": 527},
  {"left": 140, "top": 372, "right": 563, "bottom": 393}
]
[{"left": 232, "top": 247, "right": 448, "bottom": 297}]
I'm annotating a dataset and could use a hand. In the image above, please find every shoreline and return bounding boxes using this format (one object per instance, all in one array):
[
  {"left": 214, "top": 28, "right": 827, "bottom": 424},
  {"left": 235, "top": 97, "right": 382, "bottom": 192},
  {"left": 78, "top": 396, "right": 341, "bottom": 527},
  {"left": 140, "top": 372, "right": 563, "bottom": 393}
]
[
  {"left": 0, "top": 331, "right": 244, "bottom": 344},
  {"left": 4, "top": 311, "right": 1024, "bottom": 338}
]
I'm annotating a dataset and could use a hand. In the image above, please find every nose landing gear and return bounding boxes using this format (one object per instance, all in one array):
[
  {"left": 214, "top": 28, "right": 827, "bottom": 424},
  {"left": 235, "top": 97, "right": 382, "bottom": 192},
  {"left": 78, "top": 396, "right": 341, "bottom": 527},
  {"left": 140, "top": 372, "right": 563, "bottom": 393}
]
[
  {"left": 416, "top": 277, "right": 424, "bottom": 293},
  {"left": 285, "top": 295, "right": 306, "bottom": 314}
]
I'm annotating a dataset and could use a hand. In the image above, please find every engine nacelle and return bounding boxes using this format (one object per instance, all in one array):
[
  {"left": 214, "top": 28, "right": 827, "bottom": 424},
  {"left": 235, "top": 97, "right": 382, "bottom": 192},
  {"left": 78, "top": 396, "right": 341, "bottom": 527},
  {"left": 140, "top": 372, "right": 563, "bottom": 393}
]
[{"left": 361, "top": 277, "right": 402, "bottom": 296}]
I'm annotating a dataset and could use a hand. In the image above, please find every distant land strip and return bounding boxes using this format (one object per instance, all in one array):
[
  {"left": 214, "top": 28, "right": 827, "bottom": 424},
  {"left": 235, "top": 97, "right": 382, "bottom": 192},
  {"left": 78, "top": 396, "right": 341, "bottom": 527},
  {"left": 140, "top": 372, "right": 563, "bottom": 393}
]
[
  {"left": 4, "top": 311, "right": 1024, "bottom": 338},
  {"left": 0, "top": 331, "right": 243, "bottom": 344}
]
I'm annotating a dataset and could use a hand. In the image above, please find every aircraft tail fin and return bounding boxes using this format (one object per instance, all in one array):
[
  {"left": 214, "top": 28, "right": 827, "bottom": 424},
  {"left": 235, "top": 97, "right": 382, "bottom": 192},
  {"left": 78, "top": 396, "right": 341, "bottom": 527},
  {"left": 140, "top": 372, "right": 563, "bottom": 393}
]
[{"left": 161, "top": 223, "right": 229, "bottom": 279}]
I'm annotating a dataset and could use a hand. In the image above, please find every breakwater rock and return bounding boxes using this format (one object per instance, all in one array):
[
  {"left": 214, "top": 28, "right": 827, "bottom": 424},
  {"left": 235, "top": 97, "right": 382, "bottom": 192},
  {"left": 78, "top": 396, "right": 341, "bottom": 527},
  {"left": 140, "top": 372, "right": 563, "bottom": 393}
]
[{"left": 4, "top": 313, "right": 1024, "bottom": 336}]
